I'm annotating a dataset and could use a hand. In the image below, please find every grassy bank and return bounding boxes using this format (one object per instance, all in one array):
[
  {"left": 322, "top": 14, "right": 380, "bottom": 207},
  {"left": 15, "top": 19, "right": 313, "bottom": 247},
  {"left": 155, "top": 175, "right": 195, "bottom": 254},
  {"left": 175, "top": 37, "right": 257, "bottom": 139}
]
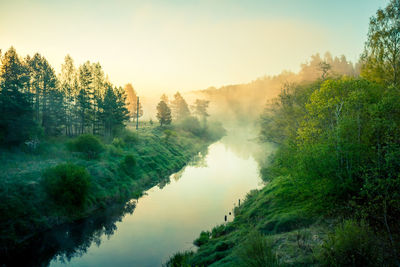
[{"left": 0, "top": 121, "right": 225, "bottom": 254}]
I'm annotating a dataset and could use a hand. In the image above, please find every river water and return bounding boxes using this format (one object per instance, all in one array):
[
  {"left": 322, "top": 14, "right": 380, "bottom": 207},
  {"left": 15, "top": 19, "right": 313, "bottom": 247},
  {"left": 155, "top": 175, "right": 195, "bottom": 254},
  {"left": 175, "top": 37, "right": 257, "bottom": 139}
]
[{"left": 48, "top": 134, "right": 266, "bottom": 267}]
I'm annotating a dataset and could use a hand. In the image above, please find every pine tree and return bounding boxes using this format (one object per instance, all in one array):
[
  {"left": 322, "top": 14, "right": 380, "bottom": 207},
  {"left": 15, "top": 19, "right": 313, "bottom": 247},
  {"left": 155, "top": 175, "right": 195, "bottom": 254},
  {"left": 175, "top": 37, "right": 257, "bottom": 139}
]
[
  {"left": 99, "top": 84, "right": 129, "bottom": 137},
  {"left": 60, "top": 55, "right": 78, "bottom": 136},
  {"left": 171, "top": 91, "right": 190, "bottom": 121},
  {"left": 0, "top": 47, "right": 37, "bottom": 146},
  {"left": 77, "top": 62, "right": 94, "bottom": 134}
]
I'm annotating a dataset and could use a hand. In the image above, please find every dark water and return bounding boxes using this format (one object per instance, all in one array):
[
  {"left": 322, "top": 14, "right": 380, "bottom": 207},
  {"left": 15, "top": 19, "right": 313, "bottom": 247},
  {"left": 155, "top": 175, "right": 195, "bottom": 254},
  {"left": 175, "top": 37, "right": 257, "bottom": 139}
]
[{"left": 7, "top": 133, "right": 271, "bottom": 267}]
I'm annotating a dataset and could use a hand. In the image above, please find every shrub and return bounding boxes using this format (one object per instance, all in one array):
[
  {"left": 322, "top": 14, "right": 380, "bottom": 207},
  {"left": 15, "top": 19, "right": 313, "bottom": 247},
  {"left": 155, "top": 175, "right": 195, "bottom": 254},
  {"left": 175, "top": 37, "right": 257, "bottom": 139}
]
[
  {"left": 42, "top": 163, "right": 91, "bottom": 209},
  {"left": 112, "top": 137, "right": 125, "bottom": 148},
  {"left": 121, "top": 130, "right": 138, "bottom": 145},
  {"left": 234, "top": 231, "right": 280, "bottom": 267},
  {"left": 194, "top": 231, "right": 210, "bottom": 247},
  {"left": 318, "top": 220, "right": 379, "bottom": 266},
  {"left": 164, "top": 251, "right": 194, "bottom": 267},
  {"left": 178, "top": 116, "right": 203, "bottom": 136},
  {"left": 120, "top": 154, "right": 136, "bottom": 175},
  {"left": 107, "top": 144, "right": 123, "bottom": 157},
  {"left": 163, "top": 129, "right": 177, "bottom": 142},
  {"left": 124, "top": 154, "right": 136, "bottom": 167},
  {"left": 68, "top": 134, "right": 104, "bottom": 159}
]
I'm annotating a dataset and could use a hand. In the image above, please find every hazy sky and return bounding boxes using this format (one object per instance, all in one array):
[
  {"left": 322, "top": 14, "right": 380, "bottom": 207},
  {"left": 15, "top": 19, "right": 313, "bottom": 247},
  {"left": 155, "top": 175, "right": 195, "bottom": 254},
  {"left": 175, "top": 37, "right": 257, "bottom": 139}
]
[{"left": 0, "top": 0, "right": 387, "bottom": 96}]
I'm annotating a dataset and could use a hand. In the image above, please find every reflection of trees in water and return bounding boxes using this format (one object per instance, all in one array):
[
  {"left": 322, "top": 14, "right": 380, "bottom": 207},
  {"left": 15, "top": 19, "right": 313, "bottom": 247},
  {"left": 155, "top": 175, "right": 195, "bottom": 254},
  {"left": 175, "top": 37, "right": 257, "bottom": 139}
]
[
  {"left": 2, "top": 201, "right": 135, "bottom": 267},
  {"left": 189, "top": 147, "right": 208, "bottom": 168},
  {"left": 221, "top": 127, "right": 261, "bottom": 160},
  {"left": 157, "top": 147, "right": 209, "bottom": 189}
]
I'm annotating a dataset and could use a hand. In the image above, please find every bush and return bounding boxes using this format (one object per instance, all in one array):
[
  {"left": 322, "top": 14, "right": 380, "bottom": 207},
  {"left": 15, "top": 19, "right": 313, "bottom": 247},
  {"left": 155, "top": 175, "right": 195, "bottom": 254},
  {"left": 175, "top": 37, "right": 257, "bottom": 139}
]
[
  {"left": 112, "top": 137, "right": 125, "bottom": 148},
  {"left": 107, "top": 144, "right": 123, "bottom": 157},
  {"left": 120, "top": 154, "right": 136, "bottom": 175},
  {"left": 164, "top": 251, "right": 194, "bottom": 267},
  {"left": 163, "top": 129, "right": 177, "bottom": 142},
  {"left": 121, "top": 130, "right": 138, "bottom": 145},
  {"left": 124, "top": 154, "right": 136, "bottom": 167},
  {"left": 234, "top": 231, "right": 280, "bottom": 267},
  {"left": 42, "top": 163, "right": 91, "bottom": 209},
  {"left": 178, "top": 116, "right": 204, "bottom": 136},
  {"left": 318, "top": 220, "right": 379, "bottom": 266},
  {"left": 68, "top": 134, "right": 104, "bottom": 159},
  {"left": 194, "top": 231, "right": 210, "bottom": 247}
]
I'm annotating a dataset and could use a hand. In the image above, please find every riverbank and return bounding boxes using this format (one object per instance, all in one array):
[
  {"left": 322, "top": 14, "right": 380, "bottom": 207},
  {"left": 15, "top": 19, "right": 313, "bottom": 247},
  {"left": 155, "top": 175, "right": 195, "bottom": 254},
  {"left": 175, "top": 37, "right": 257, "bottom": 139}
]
[
  {"left": 0, "top": 122, "right": 225, "bottom": 260},
  {"left": 166, "top": 175, "right": 330, "bottom": 266}
]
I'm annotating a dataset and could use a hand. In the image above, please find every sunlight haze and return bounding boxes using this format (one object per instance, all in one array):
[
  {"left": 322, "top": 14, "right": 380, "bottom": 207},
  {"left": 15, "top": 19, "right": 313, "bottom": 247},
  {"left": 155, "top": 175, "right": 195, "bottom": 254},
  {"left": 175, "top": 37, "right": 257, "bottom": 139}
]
[{"left": 0, "top": 0, "right": 386, "bottom": 95}]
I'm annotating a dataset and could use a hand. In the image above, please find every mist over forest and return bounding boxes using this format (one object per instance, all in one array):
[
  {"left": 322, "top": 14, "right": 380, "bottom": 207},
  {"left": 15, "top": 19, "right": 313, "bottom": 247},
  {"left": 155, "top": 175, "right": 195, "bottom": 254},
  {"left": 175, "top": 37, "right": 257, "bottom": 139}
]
[{"left": 1, "top": 0, "right": 400, "bottom": 266}]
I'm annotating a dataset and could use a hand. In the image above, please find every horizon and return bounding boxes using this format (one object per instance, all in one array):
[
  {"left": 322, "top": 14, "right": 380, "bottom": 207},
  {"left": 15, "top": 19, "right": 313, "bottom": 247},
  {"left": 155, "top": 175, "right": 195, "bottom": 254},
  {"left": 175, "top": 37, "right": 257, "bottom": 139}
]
[{"left": 0, "top": 0, "right": 387, "bottom": 96}]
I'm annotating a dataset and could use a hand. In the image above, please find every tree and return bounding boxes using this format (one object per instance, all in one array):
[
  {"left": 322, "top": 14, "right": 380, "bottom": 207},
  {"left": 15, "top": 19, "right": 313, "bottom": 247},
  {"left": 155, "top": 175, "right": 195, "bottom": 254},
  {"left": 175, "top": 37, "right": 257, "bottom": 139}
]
[
  {"left": 59, "top": 55, "right": 78, "bottom": 136},
  {"left": 171, "top": 91, "right": 190, "bottom": 121},
  {"left": 77, "top": 62, "right": 94, "bottom": 134},
  {"left": 99, "top": 83, "right": 129, "bottom": 137},
  {"left": 161, "top": 93, "right": 169, "bottom": 104},
  {"left": 156, "top": 100, "right": 172, "bottom": 126},
  {"left": 361, "top": 0, "right": 400, "bottom": 86},
  {"left": 124, "top": 83, "right": 143, "bottom": 121},
  {"left": 192, "top": 99, "right": 209, "bottom": 124},
  {"left": 0, "top": 47, "right": 38, "bottom": 146}
]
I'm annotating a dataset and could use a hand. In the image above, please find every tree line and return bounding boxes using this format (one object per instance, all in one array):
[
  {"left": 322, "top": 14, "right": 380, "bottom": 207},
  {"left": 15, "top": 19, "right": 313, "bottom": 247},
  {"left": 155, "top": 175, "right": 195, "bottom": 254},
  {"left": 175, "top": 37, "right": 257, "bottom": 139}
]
[
  {"left": 0, "top": 48, "right": 130, "bottom": 146},
  {"left": 156, "top": 92, "right": 210, "bottom": 127}
]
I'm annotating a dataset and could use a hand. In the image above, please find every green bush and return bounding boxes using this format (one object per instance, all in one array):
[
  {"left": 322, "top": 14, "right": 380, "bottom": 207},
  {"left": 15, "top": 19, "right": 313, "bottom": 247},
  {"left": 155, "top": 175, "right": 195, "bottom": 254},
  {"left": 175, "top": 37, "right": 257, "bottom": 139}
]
[
  {"left": 318, "top": 220, "right": 379, "bottom": 266},
  {"left": 68, "top": 134, "right": 104, "bottom": 159},
  {"left": 163, "top": 129, "right": 177, "bottom": 142},
  {"left": 121, "top": 130, "right": 138, "bottom": 145},
  {"left": 194, "top": 231, "right": 210, "bottom": 247},
  {"left": 120, "top": 154, "right": 136, "bottom": 175},
  {"left": 42, "top": 163, "right": 91, "bottom": 209},
  {"left": 234, "top": 231, "right": 280, "bottom": 267},
  {"left": 107, "top": 144, "right": 123, "bottom": 157},
  {"left": 124, "top": 154, "right": 136, "bottom": 167},
  {"left": 112, "top": 137, "right": 125, "bottom": 148},
  {"left": 164, "top": 251, "right": 194, "bottom": 267},
  {"left": 178, "top": 116, "right": 204, "bottom": 136}
]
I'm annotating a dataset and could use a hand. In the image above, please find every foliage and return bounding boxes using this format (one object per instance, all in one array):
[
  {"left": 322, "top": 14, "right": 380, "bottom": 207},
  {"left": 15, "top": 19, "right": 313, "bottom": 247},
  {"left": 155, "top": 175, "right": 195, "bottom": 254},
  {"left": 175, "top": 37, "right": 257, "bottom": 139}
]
[
  {"left": 0, "top": 47, "right": 39, "bottom": 146},
  {"left": 361, "top": 0, "right": 400, "bottom": 86},
  {"left": 156, "top": 100, "right": 172, "bottom": 126},
  {"left": 42, "top": 163, "right": 91, "bottom": 209},
  {"left": 68, "top": 134, "right": 104, "bottom": 159},
  {"left": 234, "top": 231, "right": 280, "bottom": 267},
  {"left": 124, "top": 83, "right": 143, "bottom": 121},
  {"left": 194, "top": 231, "right": 210, "bottom": 247},
  {"left": 318, "top": 220, "right": 379, "bottom": 266},
  {"left": 170, "top": 91, "right": 190, "bottom": 121},
  {"left": 178, "top": 116, "right": 204, "bottom": 136},
  {"left": 164, "top": 251, "right": 194, "bottom": 267},
  {"left": 112, "top": 137, "right": 125, "bottom": 148}
]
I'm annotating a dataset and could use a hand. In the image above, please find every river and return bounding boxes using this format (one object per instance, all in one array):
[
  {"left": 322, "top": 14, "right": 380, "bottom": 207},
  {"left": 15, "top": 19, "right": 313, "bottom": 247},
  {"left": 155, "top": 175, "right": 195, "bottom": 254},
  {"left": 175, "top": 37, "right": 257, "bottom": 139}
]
[{"left": 45, "top": 133, "right": 266, "bottom": 267}]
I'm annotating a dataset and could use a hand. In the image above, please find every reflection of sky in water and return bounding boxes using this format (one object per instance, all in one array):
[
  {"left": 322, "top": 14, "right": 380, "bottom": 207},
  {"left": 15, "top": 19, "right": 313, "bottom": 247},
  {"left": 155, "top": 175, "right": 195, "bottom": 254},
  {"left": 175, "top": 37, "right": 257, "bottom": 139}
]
[{"left": 51, "top": 139, "right": 266, "bottom": 267}]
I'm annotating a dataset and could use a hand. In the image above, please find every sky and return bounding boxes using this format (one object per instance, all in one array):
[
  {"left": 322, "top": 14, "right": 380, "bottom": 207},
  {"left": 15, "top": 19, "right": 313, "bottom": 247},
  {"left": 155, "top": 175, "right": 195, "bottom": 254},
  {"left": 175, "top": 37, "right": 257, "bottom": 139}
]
[{"left": 0, "top": 0, "right": 388, "bottom": 96}]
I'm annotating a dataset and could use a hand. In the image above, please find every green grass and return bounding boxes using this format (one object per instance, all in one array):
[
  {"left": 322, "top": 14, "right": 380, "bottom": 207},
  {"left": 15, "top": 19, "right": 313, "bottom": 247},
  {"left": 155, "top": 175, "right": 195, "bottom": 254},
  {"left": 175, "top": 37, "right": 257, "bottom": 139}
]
[
  {"left": 165, "top": 176, "right": 331, "bottom": 267},
  {"left": 0, "top": 123, "right": 223, "bottom": 250}
]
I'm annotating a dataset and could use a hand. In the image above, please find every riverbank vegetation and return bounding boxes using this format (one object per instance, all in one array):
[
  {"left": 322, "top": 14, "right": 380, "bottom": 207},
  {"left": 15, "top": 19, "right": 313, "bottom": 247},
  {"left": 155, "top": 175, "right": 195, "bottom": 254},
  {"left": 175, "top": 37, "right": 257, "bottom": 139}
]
[
  {"left": 167, "top": 1, "right": 400, "bottom": 266},
  {"left": 0, "top": 45, "right": 225, "bottom": 259}
]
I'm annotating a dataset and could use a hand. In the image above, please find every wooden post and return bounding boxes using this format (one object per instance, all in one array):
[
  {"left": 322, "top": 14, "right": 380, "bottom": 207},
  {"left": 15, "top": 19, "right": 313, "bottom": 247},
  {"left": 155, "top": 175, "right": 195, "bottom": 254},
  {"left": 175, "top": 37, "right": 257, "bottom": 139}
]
[{"left": 136, "top": 96, "right": 139, "bottom": 130}]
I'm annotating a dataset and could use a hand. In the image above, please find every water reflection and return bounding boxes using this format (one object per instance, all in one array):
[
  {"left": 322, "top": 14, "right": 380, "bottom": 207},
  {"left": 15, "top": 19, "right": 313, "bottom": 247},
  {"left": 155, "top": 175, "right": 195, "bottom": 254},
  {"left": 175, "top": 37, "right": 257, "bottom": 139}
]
[{"left": 2, "top": 201, "right": 135, "bottom": 267}]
